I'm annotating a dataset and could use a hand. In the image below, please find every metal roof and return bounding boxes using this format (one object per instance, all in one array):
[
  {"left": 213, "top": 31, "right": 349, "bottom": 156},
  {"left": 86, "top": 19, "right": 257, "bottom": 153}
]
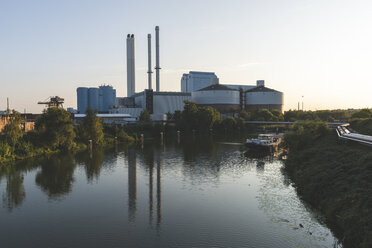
[
  {"left": 197, "top": 84, "right": 238, "bottom": 91},
  {"left": 245, "top": 86, "right": 281, "bottom": 93},
  {"left": 74, "top": 113, "right": 132, "bottom": 118}
]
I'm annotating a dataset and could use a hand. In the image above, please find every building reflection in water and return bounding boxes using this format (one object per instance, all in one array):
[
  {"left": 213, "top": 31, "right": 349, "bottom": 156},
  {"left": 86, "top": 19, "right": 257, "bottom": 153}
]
[
  {"left": 127, "top": 145, "right": 162, "bottom": 230},
  {"left": 156, "top": 156, "right": 161, "bottom": 230},
  {"left": 127, "top": 148, "right": 137, "bottom": 222},
  {"left": 256, "top": 160, "right": 265, "bottom": 173}
]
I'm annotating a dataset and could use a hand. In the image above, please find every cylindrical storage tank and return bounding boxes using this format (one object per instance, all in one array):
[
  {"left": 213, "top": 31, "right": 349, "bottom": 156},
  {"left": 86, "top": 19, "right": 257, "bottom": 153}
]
[
  {"left": 88, "top": 88, "right": 99, "bottom": 112},
  {"left": 191, "top": 84, "right": 240, "bottom": 112},
  {"left": 99, "top": 85, "right": 116, "bottom": 112},
  {"left": 77, "top": 87, "right": 88, "bottom": 114},
  {"left": 245, "top": 86, "right": 283, "bottom": 112}
]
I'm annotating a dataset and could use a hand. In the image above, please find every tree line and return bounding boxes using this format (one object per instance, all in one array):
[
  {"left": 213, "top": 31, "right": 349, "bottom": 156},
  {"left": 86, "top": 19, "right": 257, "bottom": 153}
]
[{"left": 0, "top": 108, "right": 134, "bottom": 163}]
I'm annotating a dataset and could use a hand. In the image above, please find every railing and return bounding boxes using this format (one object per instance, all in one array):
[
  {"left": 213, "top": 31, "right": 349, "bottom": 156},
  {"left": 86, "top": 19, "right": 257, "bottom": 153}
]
[{"left": 336, "top": 124, "right": 372, "bottom": 146}]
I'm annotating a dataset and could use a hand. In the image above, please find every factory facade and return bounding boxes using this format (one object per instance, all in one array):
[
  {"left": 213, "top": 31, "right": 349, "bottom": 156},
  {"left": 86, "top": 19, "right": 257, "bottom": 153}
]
[
  {"left": 188, "top": 74, "right": 283, "bottom": 112},
  {"left": 76, "top": 26, "right": 284, "bottom": 121}
]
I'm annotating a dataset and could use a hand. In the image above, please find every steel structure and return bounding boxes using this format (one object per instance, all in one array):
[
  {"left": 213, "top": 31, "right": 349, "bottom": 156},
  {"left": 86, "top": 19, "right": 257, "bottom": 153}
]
[
  {"left": 155, "top": 26, "right": 160, "bottom": 92},
  {"left": 126, "top": 34, "right": 135, "bottom": 97},
  {"left": 38, "top": 96, "right": 64, "bottom": 108}
]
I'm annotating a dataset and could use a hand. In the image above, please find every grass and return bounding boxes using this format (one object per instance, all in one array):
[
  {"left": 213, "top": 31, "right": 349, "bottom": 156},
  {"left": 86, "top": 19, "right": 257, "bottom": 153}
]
[{"left": 283, "top": 133, "right": 372, "bottom": 248}]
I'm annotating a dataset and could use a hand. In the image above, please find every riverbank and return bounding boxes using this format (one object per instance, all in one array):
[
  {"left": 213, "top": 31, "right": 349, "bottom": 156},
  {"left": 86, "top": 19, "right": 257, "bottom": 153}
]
[{"left": 283, "top": 132, "right": 372, "bottom": 248}]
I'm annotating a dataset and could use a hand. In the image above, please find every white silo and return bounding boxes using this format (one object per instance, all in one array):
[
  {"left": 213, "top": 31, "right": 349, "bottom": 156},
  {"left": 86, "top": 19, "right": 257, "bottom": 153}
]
[
  {"left": 191, "top": 84, "right": 240, "bottom": 112},
  {"left": 245, "top": 83, "right": 283, "bottom": 112}
]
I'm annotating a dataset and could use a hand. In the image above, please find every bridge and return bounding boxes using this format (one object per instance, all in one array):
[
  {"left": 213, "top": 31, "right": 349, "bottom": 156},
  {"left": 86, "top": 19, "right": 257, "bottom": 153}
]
[
  {"left": 244, "top": 121, "right": 347, "bottom": 129},
  {"left": 336, "top": 124, "right": 372, "bottom": 146},
  {"left": 244, "top": 121, "right": 372, "bottom": 146}
]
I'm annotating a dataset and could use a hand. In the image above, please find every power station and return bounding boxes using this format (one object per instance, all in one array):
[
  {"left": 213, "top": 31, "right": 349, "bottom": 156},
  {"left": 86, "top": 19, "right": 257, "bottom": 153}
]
[{"left": 76, "top": 26, "right": 284, "bottom": 120}]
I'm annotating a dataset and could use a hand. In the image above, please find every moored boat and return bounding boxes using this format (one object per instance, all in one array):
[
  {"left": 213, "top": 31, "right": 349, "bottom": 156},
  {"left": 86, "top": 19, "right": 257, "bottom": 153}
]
[{"left": 245, "top": 134, "right": 281, "bottom": 152}]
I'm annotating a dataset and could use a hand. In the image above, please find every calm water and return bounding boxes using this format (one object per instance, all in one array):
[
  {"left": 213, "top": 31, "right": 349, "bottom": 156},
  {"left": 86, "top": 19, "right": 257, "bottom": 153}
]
[{"left": 0, "top": 137, "right": 338, "bottom": 248}]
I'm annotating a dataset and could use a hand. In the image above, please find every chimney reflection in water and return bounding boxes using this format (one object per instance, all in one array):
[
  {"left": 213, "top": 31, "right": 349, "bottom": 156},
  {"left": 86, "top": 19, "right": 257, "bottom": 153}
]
[
  {"left": 127, "top": 146, "right": 162, "bottom": 229},
  {"left": 156, "top": 156, "right": 161, "bottom": 229},
  {"left": 128, "top": 148, "right": 137, "bottom": 222}
]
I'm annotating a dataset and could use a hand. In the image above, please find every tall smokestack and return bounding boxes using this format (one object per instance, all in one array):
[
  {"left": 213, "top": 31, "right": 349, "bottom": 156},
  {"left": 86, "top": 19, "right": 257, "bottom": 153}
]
[
  {"left": 147, "top": 34, "right": 153, "bottom": 90},
  {"left": 126, "top": 34, "right": 135, "bottom": 97},
  {"left": 155, "top": 26, "right": 160, "bottom": 92}
]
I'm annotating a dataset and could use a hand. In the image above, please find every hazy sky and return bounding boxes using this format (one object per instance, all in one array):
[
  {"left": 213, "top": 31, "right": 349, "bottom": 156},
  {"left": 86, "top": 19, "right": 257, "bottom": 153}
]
[{"left": 1, "top": 0, "right": 372, "bottom": 113}]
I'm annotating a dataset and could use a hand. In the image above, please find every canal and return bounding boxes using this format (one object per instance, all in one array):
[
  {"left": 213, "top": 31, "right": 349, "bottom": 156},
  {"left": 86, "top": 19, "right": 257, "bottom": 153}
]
[{"left": 0, "top": 137, "right": 339, "bottom": 247}]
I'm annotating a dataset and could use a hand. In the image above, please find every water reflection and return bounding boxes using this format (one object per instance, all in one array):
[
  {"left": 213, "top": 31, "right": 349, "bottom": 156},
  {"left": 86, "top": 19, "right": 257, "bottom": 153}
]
[
  {"left": 142, "top": 145, "right": 155, "bottom": 226},
  {"left": 35, "top": 154, "right": 76, "bottom": 199},
  {"left": 0, "top": 137, "right": 339, "bottom": 248},
  {"left": 2, "top": 171, "right": 25, "bottom": 211},
  {"left": 75, "top": 149, "right": 105, "bottom": 183},
  {"left": 156, "top": 157, "right": 161, "bottom": 229},
  {"left": 129, "top": 145, "right": 162, "bottom": 229},
  {"left": 127, "top": 147, "right": 137, "bottom": 222},
  {"left": 256, "top": 160, "right": 265, "bottom": 173}
]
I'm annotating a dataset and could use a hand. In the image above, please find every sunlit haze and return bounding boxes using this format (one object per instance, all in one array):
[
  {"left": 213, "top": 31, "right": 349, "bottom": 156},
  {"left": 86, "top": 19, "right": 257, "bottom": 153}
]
[{"left": 1, "top": 0, "right": 372, "bottom": 113}]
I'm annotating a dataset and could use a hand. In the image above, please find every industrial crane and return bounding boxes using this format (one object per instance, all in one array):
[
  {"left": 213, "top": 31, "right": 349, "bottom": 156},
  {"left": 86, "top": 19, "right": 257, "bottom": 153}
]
[{"left": 38, "top": 96, "right": 64, "bottom": 108}]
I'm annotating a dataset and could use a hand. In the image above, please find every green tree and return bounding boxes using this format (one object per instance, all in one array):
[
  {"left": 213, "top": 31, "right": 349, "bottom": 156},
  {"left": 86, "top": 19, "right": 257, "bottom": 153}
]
[
  {"left": 182, "top": 101, "right": 199, "bottom": 130},
  {"left": 284, "top": 120, "right": 331, "bottom": 151},
  {"left": 80, "top": 108, "right": 104, "bottom": 145},
  {"left": 35, "top": 107, "right": 76, "bottom": 151},
  {"left": 221, "top": 117, "right": 237, "bottom": 131},
  {"left": 352, "top": 109, "right": 372, "bottom": 119},
  {"left": 3, "top": 110, "right": 23, "bottom": 147},
  {"left": 173, "top": 110, "right": 183, "bottom": 128},
  {"left": 198, "top": 106, "right": 220, "bottom": 132},
  {"left": 139, "top": 109, "right": 152, "bottom": 122},
  {"left": 252, "top": 109, "right": 275, "bottom": 121},
  {"left": 271, "top": 109, "right": 284, "bottom": 121}
]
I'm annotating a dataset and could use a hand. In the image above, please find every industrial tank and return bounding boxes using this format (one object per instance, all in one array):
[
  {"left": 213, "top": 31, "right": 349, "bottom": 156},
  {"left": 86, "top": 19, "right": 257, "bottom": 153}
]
[
  {"left": 99, "top": 85, "right": 116, "bottom": 112},
  {"left": 191, "top": 84, "right": 240, "bottom": 112},
  {"left": 245, "top": 86, "right": 283, "bottom": 112},
  {"left": 77, "top": 87, "right": 88, "bottom": 114},
  {"left": 88, "top": 88, "right": 99, "bottom": 111}
]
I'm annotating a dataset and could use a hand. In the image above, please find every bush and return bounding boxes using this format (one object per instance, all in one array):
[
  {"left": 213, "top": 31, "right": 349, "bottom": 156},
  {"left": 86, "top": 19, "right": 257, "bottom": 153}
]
[
  {"left": 0, "top": 142, "right": 13, "bottom": 161},
  {"left": 284, "top": 120, "right": 331, "bottom": 151},
  {"left": 35, "top": 108, "right": 76, "bottom": 151},
  {"left": 350, "top": 118, "right": 372, "bottom": 136}
]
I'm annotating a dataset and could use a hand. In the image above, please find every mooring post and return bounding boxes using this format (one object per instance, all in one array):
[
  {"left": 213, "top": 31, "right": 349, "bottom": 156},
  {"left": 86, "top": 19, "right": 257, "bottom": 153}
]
[
  {"left": 160, "top": 132, "right": 164, "bottom": 145},
  {"left": 140, "top": 134, "right": 144, "bottom": 148},
  {"left": 177, "top": 130, "right": 180, "bottom": 144}
]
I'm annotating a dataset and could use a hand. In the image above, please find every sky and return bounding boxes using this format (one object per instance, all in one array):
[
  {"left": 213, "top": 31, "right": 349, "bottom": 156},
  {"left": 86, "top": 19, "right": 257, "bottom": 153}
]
[{"left": 1, "top": 0, "right": 372, "bottom": 113}]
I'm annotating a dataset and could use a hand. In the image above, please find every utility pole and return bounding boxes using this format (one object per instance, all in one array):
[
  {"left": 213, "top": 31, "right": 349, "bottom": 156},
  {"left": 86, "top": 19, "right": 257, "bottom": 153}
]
[
  {"left": 6, "top": 97, "right": 10, "bottom": 117},
  {"left": 302, "top": 96, "right": 304, "bottom": 111}
]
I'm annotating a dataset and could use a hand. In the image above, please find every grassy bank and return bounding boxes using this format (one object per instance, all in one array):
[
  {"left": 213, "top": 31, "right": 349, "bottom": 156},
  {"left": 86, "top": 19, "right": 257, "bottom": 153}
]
[
  {"left": 350, "top": 118, "right": 372, "bottom": 136},
  {"left": 283, "top": 121, "right": 372, "bottom": 248}
]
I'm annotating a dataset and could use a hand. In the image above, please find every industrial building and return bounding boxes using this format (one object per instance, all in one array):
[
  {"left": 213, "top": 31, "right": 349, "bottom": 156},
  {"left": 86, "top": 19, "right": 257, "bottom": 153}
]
[
  {"left": 127, "top": 34, "right": 136, "bottom": 97},
  {"left": 181, "top": 71, "right": 219, "bottom": 93},
  {"left": 75, "top": 25, "right": 284, "bottom": 122},
  {"left": 74, "top": 113, "right": 136, "bottom": 125},
  {"left": 191, "top": 79, "right": 283, "bottom": 112},
  {"left": 77, "top": 85, "right": 116, "bottom": 114},
  {"left": 109, "top": 26, "right": 191, "bottom": 120},
  {"left": 191, "top": 84, "right": 240, "bottom": 112}
]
